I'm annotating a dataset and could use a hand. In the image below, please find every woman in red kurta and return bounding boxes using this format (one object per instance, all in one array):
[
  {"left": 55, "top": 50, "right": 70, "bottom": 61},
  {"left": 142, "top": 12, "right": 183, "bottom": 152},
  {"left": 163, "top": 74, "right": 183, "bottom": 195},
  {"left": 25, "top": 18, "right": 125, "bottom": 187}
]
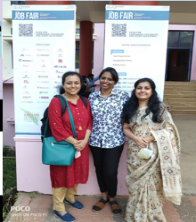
[{"left": 48, "top": 71, "right": 92, "bottom": 222}]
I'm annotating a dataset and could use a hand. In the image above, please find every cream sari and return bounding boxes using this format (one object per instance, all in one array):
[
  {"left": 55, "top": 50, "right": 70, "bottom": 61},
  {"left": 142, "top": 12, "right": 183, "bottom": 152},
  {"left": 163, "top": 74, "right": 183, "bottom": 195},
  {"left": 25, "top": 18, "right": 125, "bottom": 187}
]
[{"left": 125, "top": 103, "right": 182, "bottom": 222}]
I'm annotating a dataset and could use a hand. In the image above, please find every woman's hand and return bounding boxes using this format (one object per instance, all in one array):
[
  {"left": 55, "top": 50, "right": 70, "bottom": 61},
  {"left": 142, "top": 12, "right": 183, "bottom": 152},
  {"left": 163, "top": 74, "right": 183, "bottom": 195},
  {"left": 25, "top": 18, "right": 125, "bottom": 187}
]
[
  {"left": 133, "top": 137, "right": 148, "bottom": 149},
  {"left": 74, "top": 139, "right": 87, "bottom": 151},
  {"left": 144, "top": 136, "right": 155, "bottom": 144},
  {"left": 165, "top": 105, "right": 170, "bottom": 112}
]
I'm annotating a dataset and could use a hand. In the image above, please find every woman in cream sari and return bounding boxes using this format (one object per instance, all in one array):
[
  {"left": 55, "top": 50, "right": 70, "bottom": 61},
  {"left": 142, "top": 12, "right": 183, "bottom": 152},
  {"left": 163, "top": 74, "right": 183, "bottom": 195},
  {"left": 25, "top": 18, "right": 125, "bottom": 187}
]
[{"left": 122, "top": 78, "right": 182, "bottom": 222}]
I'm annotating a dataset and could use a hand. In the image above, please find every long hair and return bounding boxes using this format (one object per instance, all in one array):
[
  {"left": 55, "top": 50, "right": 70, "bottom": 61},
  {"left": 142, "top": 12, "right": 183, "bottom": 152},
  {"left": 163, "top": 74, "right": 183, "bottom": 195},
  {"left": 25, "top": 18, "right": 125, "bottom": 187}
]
[
  {"left": 58, "top": 71, "right": 83, "bottom": 94},
  {"left": 121, "top": 78, "right": 164, "bottom": 124}
]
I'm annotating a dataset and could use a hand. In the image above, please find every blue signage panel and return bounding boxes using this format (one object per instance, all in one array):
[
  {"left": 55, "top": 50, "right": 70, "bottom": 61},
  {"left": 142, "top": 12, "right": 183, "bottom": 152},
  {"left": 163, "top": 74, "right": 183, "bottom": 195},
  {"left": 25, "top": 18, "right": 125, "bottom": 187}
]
[
  {"left": 12, "top": 10, "right": 74, "bottom": 20},
  {"left": 106, "top": 10, "right": 169, "bottom": 20}
]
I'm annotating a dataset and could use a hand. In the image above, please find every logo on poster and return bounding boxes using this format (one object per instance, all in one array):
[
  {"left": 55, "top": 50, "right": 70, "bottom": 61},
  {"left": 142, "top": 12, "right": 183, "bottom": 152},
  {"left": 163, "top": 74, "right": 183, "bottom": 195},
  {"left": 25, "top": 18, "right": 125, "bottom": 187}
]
[
  {"left": 56, "top": 70, "right": 63, "bottom": 74},
  {"left": 23, "top": 96, "right": 31, "bottom": 99},
  {"left": 20, "top": 54, "right": 31, "bottom": 57},
  {"left": 39, "top": 91, "right": 48, "bottom": 94},
  {"left": 38, "top": 75, "right": 48, "bottom": 78},
  {"left": 37, "top": 81, "right": 49, "bottom": 84},
  {"left": 24, "top": 80, "right": 29, "bottom": 84},
  {"left": 19, "top": 59, "right": 33, "bottom": 62},
  {"left": 36, "top": 71, "right": 49, "bottom": 73},
  {"left": 37, "top": 54, "right": 50, "bottom": 57},
  {"left": 22, "top": 85, "right": 29, "bottom": 89},
  {"left": 23, "top": 91, "right": 30, "bottom": 94},
  {"left": 37, "top": 86, "right": 50, "bottom": 89},
  {"left": 58, "top": 59, "right": 63, "bottom": 63},
  {"left": 37, "top": 49, "right": 49, "bottom": 51},
  {"left": 54, "top": 65, "right": 66, "bottom": 68},
  {"left": 22, "top": 75, "right": 30, "bottom": 78},
  {"left": 40, "top": 97, "right": 49, "bottom": 99},
  {"left": 21, "top": 101, "right": 33, "bottom": 103}
]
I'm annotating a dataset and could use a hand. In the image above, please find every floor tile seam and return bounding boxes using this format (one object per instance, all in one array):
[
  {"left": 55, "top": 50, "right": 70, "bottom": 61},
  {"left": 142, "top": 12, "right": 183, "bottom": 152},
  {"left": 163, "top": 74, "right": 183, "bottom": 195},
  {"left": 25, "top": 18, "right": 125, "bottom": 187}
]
[
  {"left": 173, "top": 204, "right": 189, "bottom": 216},
  {"left": 182, "top": 203, "right": 196, "bottom": 215},
  {"left": 167, "top": 214, "right": 184, "bottom": 222},
  {"left": 188, "top": 198, "right": 196, "bottom": 209},
  {"left": 191, "top": 216, "right": 196, "bottom": 222},
  {"left": 165, "top": 204, "right": 182, "bottom": 214}
]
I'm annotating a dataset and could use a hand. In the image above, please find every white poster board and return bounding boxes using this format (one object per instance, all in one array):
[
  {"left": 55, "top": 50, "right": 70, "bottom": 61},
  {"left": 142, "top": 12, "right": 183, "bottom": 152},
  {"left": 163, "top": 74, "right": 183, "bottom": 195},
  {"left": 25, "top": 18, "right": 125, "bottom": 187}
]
[
  {"left": 12, "top": 5, "right": 76, "bottom": 137},
  {"left": 104, "top": 5, "right": 169, "bottom": 99}
]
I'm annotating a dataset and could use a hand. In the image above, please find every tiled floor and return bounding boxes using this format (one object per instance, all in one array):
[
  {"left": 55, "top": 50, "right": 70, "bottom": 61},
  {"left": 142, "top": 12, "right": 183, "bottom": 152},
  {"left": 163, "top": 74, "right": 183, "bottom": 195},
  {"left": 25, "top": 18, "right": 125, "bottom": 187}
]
[{"left": 6, "top": 193, "right": 196, "bottom": 222}]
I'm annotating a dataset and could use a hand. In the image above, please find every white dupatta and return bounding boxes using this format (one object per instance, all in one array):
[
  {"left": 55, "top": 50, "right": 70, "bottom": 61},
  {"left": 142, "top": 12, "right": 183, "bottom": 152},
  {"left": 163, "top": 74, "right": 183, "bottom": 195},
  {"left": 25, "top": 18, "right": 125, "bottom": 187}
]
[{"left": 151, "top": 111, "right": 182, "bottom": 205}]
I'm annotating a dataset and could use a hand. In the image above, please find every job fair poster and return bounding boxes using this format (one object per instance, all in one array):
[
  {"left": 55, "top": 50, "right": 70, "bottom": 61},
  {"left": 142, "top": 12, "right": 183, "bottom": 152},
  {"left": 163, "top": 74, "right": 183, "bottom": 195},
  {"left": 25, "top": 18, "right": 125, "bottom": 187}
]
[
  {"left": 104, "top": 5, "right": 170, "bottom": 99},
  {"left": 12, "top": 5, "right": 76, "bottom": 137}
]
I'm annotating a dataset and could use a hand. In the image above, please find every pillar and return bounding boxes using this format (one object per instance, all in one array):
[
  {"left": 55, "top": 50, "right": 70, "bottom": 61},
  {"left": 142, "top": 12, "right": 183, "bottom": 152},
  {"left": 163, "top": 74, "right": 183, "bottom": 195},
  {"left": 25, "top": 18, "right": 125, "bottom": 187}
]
[{"left": 79, "top": 21, "right": 93, "bottom": 77}]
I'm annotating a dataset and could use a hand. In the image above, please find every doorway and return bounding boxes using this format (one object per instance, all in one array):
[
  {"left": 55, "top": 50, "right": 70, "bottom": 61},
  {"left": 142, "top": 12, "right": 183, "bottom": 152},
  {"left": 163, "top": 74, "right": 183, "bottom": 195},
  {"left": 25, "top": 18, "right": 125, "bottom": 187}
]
[{"left": 165, "top": 31, "right": 194, "bottom": 81}]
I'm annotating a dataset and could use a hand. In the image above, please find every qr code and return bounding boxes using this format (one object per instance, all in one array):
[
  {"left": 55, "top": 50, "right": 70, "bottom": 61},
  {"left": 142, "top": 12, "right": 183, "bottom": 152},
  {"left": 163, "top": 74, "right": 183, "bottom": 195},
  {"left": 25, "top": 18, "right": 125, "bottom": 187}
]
[
  {"left": 112, "top": 24, "right": 127, "bottom": 37},
  {"left": 19, "top": 24, "right": 33, "bottom": 37}
]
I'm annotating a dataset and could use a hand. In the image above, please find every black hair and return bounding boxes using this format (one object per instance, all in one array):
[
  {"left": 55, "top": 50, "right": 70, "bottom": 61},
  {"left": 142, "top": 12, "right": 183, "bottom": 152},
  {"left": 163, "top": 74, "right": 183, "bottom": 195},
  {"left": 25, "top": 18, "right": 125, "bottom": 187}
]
[
  {"left": 82, "top": 75, "right": 87, "bottom": 81},
  {"left": 88, "top": 74, "right": 94, "bottom": 78},
  {"left": 59, "top": 71, "right": 83, "bottom": 94},
  {"left": 99, "top": 67, "right": 119, "bottom": 83},
  {"left": 121, "top": 78, "right": 164, "bottom": 124}
]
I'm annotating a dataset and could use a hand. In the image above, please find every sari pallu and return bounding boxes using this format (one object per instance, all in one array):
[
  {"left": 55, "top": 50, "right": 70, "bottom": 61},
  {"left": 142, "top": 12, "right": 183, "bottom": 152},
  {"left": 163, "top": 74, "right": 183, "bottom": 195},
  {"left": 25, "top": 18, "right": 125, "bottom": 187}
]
[{"left": 125, "top": 104, "right": 182, "bottom": 222}]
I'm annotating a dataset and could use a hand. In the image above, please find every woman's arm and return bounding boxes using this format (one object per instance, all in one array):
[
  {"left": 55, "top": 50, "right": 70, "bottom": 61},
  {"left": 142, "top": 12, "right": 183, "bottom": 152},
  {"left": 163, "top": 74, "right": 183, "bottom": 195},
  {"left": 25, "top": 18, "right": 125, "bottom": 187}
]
[
  {"left": 123, "top": 123, "right": 148, "bottom": 148},
  {"left": 74, "top": 129, "right": 91, "bottom": 151}
]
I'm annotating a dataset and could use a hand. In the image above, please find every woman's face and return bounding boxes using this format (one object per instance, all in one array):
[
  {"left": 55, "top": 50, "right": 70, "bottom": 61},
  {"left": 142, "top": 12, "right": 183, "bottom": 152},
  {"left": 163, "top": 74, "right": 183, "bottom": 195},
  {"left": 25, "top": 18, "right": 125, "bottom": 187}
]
[
  {"left": 135, "top": 81, "right": 153, "bottom": 101},
  {"left": 100, "top": 71, "right": 116, "bottom": 91},
  {"left": 63, "top": 75, "right": 81, "bottom": 95}
]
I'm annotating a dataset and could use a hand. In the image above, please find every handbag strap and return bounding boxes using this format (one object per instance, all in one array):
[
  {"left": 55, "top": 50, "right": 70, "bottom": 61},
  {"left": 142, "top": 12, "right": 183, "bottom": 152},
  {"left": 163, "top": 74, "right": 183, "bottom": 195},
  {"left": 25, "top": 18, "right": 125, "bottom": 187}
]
[
  {"left": 43, "top": 95, "right": 77, "bottom": 139},
  {"left": 59, "top": 95, "right": 77, "bottom": 139}
]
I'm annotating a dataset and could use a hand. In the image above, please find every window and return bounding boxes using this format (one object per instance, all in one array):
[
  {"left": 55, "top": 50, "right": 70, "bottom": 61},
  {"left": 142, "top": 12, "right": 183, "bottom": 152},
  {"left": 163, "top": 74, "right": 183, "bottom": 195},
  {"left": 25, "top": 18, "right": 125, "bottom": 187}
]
[
  {"left": 165, "top": 31, "right": 194, "bottom": 81},
  {"left": 11, "top": 1, "right": 25, "bottom": 5}
]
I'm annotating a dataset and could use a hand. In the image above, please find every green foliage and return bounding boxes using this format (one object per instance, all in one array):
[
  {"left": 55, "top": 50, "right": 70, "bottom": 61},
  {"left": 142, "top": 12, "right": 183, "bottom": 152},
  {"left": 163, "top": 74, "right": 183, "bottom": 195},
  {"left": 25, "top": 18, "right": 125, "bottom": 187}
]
[
  {"left": 3, "top": 146, "right": 10, "bottom": 156},
  {"left": 3, "top": 158, "right": 16, "bottom": 192},
  {"left": 3, "top": 158, "right": 17, "bottom": 220},
  {"left": 29, "top": 191, "right": 35, "bottom": 199},
  {"left": 3, "top": 146, "right": 16, "bottom": 157},
  {"left": 29, "top": 191, "right": 35, "bottom": 204},
  {"left": 3, "top": 191, "right": 18, "bottom": 220}
]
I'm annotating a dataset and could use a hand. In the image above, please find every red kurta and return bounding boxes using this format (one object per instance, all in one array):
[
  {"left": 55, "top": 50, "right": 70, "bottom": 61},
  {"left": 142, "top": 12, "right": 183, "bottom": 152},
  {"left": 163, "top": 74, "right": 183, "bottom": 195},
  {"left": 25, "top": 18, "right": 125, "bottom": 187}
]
[{"left": 48, "top": 97, "right": 92, "bottom": 188}]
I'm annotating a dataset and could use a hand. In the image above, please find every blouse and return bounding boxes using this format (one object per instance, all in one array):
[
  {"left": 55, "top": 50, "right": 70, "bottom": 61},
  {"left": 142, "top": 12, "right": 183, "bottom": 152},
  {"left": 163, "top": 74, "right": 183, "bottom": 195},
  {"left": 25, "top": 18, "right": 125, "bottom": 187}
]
[{"left": 88, "top": 88, "right": 129, "bottom": 148}]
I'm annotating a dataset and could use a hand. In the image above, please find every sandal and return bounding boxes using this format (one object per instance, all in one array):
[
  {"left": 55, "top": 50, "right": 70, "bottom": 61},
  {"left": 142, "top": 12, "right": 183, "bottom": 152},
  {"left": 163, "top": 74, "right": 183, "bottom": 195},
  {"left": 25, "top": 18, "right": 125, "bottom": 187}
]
[
  {"left": 92, "top": 198, "right": 109, "bottom": 212},
  {"left": 109, "top": 200, "right": 122, "bottom": 215}
]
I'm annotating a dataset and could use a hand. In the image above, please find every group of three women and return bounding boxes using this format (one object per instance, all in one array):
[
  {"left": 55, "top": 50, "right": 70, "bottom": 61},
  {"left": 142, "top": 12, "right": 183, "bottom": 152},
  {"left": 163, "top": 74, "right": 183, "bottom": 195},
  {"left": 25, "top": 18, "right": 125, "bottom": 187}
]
[{"left": 48, "top": 67, "right": 182, "bottom": 222}]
